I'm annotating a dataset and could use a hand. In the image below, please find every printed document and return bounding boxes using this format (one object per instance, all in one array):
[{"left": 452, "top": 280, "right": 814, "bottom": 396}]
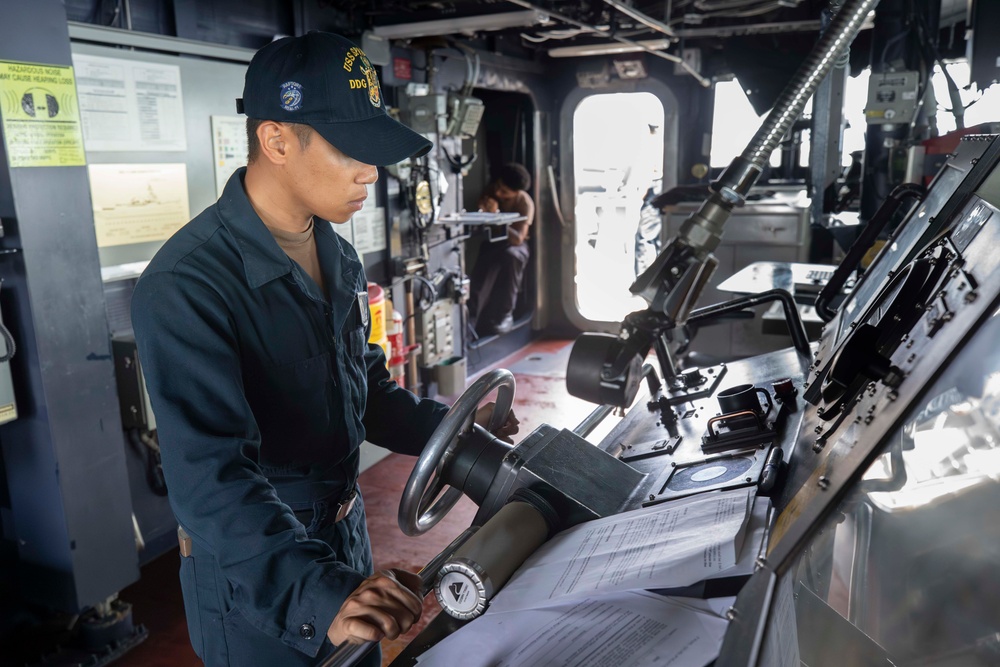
[
  {"left": 488, "top": 487, "right": 754, "bottom": 614},
  {"left": 415, "top": 591, "right": 729, "bottom": 667},
  {"left": 708, "top": 496, "right": 771, "bottom": 580}
]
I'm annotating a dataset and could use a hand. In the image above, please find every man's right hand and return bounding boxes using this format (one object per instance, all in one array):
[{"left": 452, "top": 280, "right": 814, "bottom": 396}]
[
  {"left": 327, "top": 569, "right": 423, "bottom": 646},
  {"left": 479, "top": 196, "right": 499, "bottom": 213}
]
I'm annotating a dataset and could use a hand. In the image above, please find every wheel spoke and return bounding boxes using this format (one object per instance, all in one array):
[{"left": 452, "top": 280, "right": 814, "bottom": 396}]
[
  {"left": 398, "top": 368, "right": 516, "bottom": 535},
  {"left": 418, "top": 475, "right": 446, "bottom": 516}
]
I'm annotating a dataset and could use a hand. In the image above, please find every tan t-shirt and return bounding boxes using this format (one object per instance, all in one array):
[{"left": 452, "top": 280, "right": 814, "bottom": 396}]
[
  {"left": 484, "top": 186, "right": 534, "bottom": 245},
  {"left": 267, "top": 218, "right": 326, "bottom": 297}
]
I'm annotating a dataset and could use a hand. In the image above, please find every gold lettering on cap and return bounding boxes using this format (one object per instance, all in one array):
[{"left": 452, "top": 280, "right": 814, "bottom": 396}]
[
  {"left": 343, "top": 46, "right": 364, "bottom": 72},
  {"left": 341, "top": 45, "right": 382, "bottom": 108}
]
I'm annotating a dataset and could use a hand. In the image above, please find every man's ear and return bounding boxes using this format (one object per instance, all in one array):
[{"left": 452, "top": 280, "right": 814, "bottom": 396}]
[{"left": 256, "top": 121, "right": 290, "bottom": 165}]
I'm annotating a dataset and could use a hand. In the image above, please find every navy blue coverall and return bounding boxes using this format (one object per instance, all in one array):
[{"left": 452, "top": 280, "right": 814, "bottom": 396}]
[{"left": 131, "top": 168, "right": 448, "bottom": 666}]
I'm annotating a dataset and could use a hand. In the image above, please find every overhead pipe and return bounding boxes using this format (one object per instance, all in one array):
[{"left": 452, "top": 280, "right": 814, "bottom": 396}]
[
  {"left": 676, "top": 0, "right": 880, "bottom": 260},
  {"left": 571, "top": 0, "right": 877, "bottom": 404}
]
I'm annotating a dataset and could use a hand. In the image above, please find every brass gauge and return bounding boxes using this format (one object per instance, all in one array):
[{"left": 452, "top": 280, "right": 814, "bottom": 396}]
[{"left": 415, "top": 180, "right": 433, "bottom": 216}]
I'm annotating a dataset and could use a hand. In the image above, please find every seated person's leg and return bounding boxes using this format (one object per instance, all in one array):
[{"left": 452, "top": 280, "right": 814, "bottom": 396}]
[
  {"left": 470, "top": 242, "right": 504, "bottom": 332},
  {"left": 489, "top": 244, "right": 530, "bottom": 335}
]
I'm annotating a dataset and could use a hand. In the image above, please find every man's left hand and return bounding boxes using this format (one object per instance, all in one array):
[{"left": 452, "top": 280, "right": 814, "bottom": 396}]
[{"left": 475, "top": 402, "right": 520, "bottom": 443}]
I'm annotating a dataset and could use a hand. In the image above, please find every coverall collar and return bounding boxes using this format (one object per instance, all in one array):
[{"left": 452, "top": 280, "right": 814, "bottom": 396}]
[{"left": 216, "top": 168, "right": 361, "bottom": 296}]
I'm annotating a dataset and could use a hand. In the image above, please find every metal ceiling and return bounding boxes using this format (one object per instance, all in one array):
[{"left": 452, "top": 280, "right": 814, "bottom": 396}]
[
  {"left": 362, "top": 0, "right": 968, "bottom": 51},
  {"left": 364, "top": 0, "right": 833, "bottom": 41}
]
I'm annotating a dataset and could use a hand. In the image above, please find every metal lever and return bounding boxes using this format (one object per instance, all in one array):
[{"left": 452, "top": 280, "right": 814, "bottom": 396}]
[{"left": 319, "top": 526, "right": 480, "bottom": 667}]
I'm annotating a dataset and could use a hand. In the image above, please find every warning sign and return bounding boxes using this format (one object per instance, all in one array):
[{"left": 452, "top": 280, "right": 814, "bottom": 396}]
[{"left": 0, "top": 59, "right": 86, "bottom": 168}]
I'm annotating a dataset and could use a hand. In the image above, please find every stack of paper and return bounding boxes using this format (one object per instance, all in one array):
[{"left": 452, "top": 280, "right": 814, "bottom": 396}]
[
  {"left": 416, "top": 487, "right": 760, "bottom": 667},
  {"left": 415, "top": 592, "right": 731, "bottom": 667},
  {"left": 488, "top": 486, "right": 755, "bottom": 614}
]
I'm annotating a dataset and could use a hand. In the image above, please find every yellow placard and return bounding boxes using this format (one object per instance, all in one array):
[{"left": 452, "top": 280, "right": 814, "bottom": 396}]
[{"left": 0, "top": 60, "right": 86, "bottom": 168}]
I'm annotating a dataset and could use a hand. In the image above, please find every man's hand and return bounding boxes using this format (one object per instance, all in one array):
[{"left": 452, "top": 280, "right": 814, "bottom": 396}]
[
  {"left": 507, "top": 223, "right": 526, "bottom": 246},
  {"left": 327, "top": 569, "right": 423, "bottom": 646},
  {"left": 475, "top": 402, "right": 520, "bottom": 443},
  {"left": 479, "top": 196, "right": 499, "bottom": 213}
]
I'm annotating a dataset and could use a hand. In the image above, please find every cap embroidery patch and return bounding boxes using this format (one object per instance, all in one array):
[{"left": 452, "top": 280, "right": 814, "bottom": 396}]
[
  {"left": 359, "top": 55, "right": 381, "bottom": 108},
  {"left": 343, "top": 46, "right": 382, "bottom": 109},
  {"left": 280, "top": 81, "right": 303, "bottom": 111}
]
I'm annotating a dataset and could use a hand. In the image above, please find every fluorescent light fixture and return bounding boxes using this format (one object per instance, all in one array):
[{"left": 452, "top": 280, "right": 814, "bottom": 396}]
[
  {"left": 548, "top": 38, "right": 671, "bottom": 58},
  {"left": 372, "top": 10, "right": 549, "bottom": 39}
]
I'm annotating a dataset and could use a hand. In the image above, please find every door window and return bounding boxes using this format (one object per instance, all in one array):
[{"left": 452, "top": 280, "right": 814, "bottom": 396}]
[{"left": 572, "top": 92, "right": 665, "bottom": 322}]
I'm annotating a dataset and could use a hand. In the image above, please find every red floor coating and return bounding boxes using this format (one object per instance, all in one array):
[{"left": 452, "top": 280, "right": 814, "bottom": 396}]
[
  {"left": 115, "top": 549, "right": 199, "bottom": 666},
  {"left": 115, "top": 338, "right": 607, "bottom": 666}
]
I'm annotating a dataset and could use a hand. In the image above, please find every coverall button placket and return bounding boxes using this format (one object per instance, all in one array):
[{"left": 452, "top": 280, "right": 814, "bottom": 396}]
[
  {"left": 289, "top": 264, "right": 336, "bottom": 387},
  {"left": 318, "top": 304, "right": 338, "bottom": 387}
]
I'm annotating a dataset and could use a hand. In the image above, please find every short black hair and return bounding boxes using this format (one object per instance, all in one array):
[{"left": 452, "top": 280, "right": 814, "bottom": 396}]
[
  {"left": 497, "top": 162, "right": 531, "bottom": 191},
  {"left": 246, "top": 118, "right": 314, "bottom": 164}
]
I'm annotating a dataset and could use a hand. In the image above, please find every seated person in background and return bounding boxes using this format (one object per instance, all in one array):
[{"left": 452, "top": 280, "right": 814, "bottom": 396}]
[{"left": 469, "top": 162, "right": 535, "bottom": 335}]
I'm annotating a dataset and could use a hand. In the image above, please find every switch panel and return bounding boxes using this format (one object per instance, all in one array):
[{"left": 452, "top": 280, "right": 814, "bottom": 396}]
[{"left": 417, "top": 300, "right": 455, "bottom": 367}]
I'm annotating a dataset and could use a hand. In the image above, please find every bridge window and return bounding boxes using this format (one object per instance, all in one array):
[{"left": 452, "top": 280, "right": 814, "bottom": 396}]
[
  {"left": 710, "top": 79, "right": 785, "bottom": 171},
  {"left": 929, "top": 60, "right": 1000, "bottom": 134}
]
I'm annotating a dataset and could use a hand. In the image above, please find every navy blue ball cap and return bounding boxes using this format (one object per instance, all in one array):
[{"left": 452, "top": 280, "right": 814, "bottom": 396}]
[{"left": 238, "top": 32, "right": 431, "bottom": 166}]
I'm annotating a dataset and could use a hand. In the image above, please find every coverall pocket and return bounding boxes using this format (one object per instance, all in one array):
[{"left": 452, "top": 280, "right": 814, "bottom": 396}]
[{"left": 178, "top": 556, "right": 205, "bottom": 658}]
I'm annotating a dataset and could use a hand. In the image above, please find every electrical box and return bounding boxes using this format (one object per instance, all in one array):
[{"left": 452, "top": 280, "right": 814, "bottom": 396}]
[
  {"left": 865, "top": 70, "right": 920, "bottom": 125},
  {"left": 613, "top": 57, "right": 648, "bottom": 80},
  {"left": 399, "top": 93, "right": 446, "bottom": 135},
  {"left": 445, "top": 95, "right": 485, "bottom": 138},
  {"left": 0, "top": 309, "right": 16, "bottom": 425},
  {"left": 360, "top": 31, "right": 391, "bottom": 67},
  {"left": 416, "top": 300, "right": 455, "bottom": 367},
  {"left": 112, "top": 336, "right": 156, "bottom": 431}
]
